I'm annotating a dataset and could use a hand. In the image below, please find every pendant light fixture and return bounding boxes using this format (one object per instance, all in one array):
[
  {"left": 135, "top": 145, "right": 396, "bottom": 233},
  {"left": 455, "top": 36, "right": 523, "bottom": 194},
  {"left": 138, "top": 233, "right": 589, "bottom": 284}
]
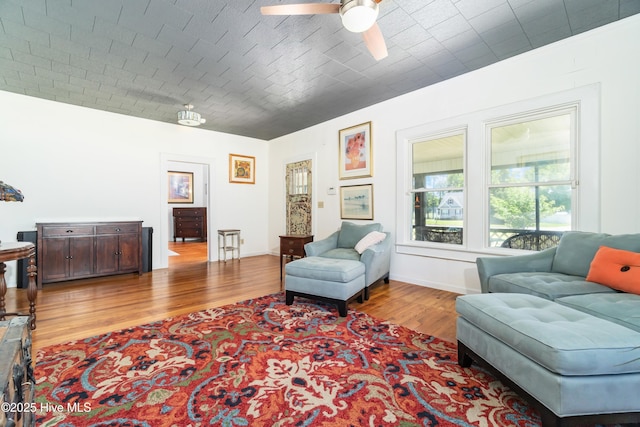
[{"left": 177, "top": 104, "right": 206, "bottom": 127}]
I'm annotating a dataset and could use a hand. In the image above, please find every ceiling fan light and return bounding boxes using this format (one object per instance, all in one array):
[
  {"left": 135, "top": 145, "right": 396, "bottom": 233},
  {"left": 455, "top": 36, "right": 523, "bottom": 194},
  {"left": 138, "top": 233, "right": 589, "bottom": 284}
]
[{"left": 340, "top": 0, "right": 379, "bottom": 33}]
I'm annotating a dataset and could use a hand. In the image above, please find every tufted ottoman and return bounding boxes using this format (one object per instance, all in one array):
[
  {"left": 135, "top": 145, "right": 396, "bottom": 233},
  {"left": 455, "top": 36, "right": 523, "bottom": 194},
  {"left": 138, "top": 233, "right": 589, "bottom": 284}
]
[
  {"left": 285, "top": 257, "right": 365, "bottom": 316},
  {"left": 456, "top": 293, "right": 640, "bottom": 426}
]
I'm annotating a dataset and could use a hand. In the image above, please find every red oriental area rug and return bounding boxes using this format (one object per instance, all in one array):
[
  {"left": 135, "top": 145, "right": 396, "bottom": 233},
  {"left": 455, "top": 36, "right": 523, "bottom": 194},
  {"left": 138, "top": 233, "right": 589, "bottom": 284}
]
[{"left": 35, "top": 293, "right": 541, "bottom": 426}]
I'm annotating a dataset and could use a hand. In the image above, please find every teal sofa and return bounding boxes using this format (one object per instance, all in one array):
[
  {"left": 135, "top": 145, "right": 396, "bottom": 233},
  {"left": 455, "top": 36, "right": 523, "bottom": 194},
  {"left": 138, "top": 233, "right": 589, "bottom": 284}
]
[
  {"left": 461, "top": 231, "right": 640, "bottom": 426},
  {"left": 304, "top": 222, "right": 391, "bottom": 300},
  {"left": 477, "top": 231, "right": 640, "bottom": 332}
]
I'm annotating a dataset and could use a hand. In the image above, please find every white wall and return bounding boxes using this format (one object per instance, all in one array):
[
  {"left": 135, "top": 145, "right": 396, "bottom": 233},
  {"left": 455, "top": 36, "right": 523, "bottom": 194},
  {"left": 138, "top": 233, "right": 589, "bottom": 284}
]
[
  {"left": 0, "top": 93, "right": 268, "bottom": 286},
  {"left": 2, "top": 16, "right": 638, "bottom": 293},
  {"left": 267, "top": 15, "right": 640, "bottom": 295}
]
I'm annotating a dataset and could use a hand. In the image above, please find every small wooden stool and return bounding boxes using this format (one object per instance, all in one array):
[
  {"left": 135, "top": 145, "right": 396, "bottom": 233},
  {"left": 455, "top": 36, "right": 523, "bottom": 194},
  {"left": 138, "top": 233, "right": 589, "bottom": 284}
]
[{"left": 217, "top": 229, "right": 240, "bottom": 262}]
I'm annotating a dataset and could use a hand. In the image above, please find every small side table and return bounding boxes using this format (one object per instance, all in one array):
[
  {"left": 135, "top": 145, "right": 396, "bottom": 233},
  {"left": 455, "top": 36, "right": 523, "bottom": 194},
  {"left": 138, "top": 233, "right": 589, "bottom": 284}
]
[
  {"left": 217, "top": 229, "right": 241, "bottom": 262},
  {"left": 279, "top": 234, "right": 313, "bottom": 284},
  {"left": 0, "top": 242, "right": 38, "bottom": 330}
]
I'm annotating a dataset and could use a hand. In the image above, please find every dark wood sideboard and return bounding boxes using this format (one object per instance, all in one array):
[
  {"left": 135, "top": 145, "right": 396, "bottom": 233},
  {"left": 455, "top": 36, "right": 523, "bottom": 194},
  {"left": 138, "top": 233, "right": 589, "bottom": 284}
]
[
  {"left": 36, "top": 221, "right": 143, "bottom": 287},
  {"left": 173, "top": 207, "right": 207, "bottom": 242}
]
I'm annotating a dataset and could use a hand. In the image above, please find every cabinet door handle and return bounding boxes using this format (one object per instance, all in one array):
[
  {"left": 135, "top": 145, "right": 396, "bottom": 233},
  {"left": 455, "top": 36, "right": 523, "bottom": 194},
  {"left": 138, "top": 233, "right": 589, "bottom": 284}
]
[
  {"left": 115, "top": 228, "right": 121, "bottom": 232},
  {"left": 66, "top": 230, "right": 74, "bottom": 233}
]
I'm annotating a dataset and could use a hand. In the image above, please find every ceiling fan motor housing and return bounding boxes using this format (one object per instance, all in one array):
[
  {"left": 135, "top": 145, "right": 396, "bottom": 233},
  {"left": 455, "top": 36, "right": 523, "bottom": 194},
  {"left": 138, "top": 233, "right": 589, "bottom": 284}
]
[{"left": 340, "top": 0, "right": 379, "bottom": 33}]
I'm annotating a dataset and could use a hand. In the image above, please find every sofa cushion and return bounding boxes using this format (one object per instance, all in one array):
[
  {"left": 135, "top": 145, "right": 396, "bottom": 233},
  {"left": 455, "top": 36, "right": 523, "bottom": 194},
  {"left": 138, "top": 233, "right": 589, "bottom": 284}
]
[
  {"left": 556, "top": 293, "right": 640, "bottom": 333},
  {"left": 285, "top": 257, "right": 365, "bottom": 283},
  {"left": 586, "top": 246, "right": 640, "bottom": 294},
  {"left": 319, "top": 248, "right": 361, "bottom": 261},
  {"left": 488, "top": 272, "right": 615, "bottom": 301},
  {"left": 552, "top": 231, "right": 640, "bottom": 277},
  {"left": 456, "top": 293, "right": 640, "bottom": 376},
  {"left": 336, "top": 222, "right": 382, "bottom": 249}
]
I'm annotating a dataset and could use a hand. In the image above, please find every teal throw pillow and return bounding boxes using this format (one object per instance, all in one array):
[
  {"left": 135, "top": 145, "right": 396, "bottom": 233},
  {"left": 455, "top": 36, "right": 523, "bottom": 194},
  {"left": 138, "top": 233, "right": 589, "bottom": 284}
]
[{"left": 337, "top": 222, "right": 383, "bottom": 248}]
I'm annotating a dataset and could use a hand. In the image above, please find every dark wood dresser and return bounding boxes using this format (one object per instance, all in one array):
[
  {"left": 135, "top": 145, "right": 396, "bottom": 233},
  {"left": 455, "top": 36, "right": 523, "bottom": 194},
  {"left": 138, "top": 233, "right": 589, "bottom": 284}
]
[
  {"left": 0, "top": 316, "right": 34, "bottom": 427},
  {"left": 36, "top": 221, "right": 143, "bottom": 287},
  {"left": 173, "top": 207, "right": 207, "bottom": 242}
]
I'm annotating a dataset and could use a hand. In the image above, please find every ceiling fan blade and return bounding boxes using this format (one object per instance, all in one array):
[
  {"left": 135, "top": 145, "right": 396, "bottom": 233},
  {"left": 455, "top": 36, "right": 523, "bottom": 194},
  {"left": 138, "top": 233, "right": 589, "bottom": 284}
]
[
  {"left": 362, "top": 23, "right": 388, "bottom": 60},
  {"left": 260, "top": 3, "right": 340, "bottom": 15}
]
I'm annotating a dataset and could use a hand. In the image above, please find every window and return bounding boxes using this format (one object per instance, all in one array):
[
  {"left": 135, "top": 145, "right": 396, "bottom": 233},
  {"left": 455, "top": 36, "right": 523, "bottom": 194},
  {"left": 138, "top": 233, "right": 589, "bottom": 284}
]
[
  {"left": 488, "top": 110, "right": 574, "bottom": 249},
  {"left": 396, "top": 85, "right": 600, "bottom": 260},
  {"left": 289, "top": 165, "right": 309, "bottom": 195},
  {"left": 410, "top": 131, "right": 465, "bottom": 245}
]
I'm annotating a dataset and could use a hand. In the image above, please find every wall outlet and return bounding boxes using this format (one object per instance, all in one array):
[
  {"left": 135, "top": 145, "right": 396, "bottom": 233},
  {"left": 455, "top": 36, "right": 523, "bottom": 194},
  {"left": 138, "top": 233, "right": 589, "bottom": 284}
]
[
  {"left": 318, "top": 201, "right": 324, "bottom": 208},
  {"left": 240, "top": 238, "right": 244, "bottom": 244}
]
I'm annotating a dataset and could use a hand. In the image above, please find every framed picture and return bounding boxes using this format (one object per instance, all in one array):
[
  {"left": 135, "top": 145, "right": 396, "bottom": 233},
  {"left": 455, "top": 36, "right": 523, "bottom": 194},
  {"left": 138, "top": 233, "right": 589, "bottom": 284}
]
[
  {"left": 340, "top": 184, "right": 373, "bottom": 220},
  {"left": 339, "top": 121, "right": 372, "bottom": 180},
  {"left": 229, "top": 153, "right": 256, "bottom": 184},
  {"left": 168, "top": 171, "right": 194, "bottom": 203}
]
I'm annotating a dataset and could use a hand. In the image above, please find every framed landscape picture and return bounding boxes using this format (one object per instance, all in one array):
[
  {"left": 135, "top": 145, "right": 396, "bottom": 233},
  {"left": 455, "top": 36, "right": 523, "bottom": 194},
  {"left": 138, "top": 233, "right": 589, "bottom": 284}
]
[
  {"left": 168, "top": 171, "right": 194, "bottom": 203},
  {"left": 229, "top": 153, "right": 256, "bottom": 184},
  {"left": 340, "top": 184, "right": 373, "bottom": 220},
  {"left": 339, "top": 121, "right": 372, "bottom": 180}
]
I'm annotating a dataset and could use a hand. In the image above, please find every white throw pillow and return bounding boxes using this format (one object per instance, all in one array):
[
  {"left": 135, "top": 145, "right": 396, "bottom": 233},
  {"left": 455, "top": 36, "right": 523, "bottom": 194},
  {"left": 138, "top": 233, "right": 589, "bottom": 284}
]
[{"left": 354, "top": 231, "right": 386, "bottom": 254}]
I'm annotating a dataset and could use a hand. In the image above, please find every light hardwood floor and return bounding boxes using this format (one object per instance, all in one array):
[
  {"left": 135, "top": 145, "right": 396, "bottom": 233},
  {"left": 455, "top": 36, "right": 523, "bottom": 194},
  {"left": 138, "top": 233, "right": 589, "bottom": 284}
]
[{"left": 5, "top": 241, "right": 460, "bottom": 349}]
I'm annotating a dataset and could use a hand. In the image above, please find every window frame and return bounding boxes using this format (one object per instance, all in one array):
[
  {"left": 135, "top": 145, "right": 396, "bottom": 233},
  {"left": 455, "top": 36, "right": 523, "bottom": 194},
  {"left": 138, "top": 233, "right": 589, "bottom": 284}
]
[
  {"left": 409, "top": 128, "right": 467, "bottom": 246},
  {"left": 395, "top": 84, "right": 600, "bottom": 262},
  {"left": 485, "top": 106, "right": 577, "bottom": 248}
]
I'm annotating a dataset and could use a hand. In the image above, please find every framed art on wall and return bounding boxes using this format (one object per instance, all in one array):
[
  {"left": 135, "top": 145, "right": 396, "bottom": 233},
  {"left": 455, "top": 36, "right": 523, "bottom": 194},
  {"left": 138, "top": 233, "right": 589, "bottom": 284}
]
[
  {"left": 229, "top": 153, "right": 256, "bottom": 184},
  {"left": 168, "top": 171, "right": 194, "bottom": 203},
  {"left": 339, "top": 121, "right": 372, "bottom": 180},
  {"left": 340, "top": 184, "right": 373, "bottom": 220}
]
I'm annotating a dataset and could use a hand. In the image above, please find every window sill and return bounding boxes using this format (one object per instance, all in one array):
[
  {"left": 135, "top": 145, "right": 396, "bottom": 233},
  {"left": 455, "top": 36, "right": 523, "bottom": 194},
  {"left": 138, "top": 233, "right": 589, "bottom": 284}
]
[{"left": 395, "top": 241, "right": 536, "bottom": 263}]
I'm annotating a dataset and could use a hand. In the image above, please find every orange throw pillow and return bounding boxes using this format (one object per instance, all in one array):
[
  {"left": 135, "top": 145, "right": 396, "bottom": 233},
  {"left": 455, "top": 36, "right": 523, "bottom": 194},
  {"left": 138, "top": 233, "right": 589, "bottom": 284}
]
[{"left": 586, "top": 246, "right": 640, "bottom": 294}]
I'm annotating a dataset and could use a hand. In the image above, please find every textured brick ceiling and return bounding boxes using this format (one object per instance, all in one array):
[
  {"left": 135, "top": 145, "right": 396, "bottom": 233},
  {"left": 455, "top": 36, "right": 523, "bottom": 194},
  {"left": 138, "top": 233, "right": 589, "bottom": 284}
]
[{"left": 1, "top": 0, "right": 638, "bottom": 140}]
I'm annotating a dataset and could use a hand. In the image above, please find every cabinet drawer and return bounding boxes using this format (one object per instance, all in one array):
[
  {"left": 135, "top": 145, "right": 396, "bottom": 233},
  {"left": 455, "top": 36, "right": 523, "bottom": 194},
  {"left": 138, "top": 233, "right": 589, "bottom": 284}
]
[
  {"left": 175, "top": 216, "right": 204, "bottom": 224},
  {"left": 42, "top": 225, "right": 94, "bottom": 237},
  {"left": 174, "top": 209, "right": 204, "bottom": 217},
  {"left": 284, "top": 241, "right": 306, "bottom": 253},
  {"left": 176, "top": 219, "right": 203, "bottom": 226},
  {"left": 96, "top": 223, "right": 139, "bottom": 234},
  {"left": 176, "top": 227, "right": 203, "bottom": 234}
]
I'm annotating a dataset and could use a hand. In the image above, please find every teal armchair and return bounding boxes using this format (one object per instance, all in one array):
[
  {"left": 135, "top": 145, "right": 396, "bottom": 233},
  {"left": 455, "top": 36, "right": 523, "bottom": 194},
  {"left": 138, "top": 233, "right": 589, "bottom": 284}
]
[{"left": 304, "top": 222, "right": 391, "bottom": 299}]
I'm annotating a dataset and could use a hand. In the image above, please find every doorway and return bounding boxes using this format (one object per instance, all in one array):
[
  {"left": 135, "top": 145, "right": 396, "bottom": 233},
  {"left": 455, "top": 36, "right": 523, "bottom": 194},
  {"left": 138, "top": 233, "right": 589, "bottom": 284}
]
[
  {"left": 286, "top": 159, "right": 312, "bottom": 234},
  {"left": 168, "top": 241, "right": 208, "bottom": 267},
  {"left": 159, "top": 154, "right": 216, "bottom": 269},
  {"left": 167, "top": 161, "right": 209, "bottom": 265}
]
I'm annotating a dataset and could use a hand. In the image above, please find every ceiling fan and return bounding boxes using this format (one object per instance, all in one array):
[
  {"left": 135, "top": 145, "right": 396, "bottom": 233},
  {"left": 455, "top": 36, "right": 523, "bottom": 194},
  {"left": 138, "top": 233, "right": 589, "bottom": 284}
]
[{"left": 261, "top": 0, "right": 388, "bottom": 60}]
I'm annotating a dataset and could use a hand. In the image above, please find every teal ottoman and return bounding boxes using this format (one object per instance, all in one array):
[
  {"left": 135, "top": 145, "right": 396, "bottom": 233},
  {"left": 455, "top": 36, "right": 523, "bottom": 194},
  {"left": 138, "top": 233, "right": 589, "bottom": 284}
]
[
  {"left": 285, "top": 257, "right": 365, "bottom": 316},
  {"left": 456, "top": 293, "right": 640, "bottom": 426}
]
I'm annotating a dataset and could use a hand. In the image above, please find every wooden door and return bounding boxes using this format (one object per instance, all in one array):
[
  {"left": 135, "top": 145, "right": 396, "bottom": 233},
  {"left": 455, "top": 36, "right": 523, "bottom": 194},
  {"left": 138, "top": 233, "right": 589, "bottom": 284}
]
[
  {"left": 95, "top": 235, "right": 119, "bottom": 274},
  {"left": 69, "top": 236, "right": 95, "bottom": 278},
  {"left": 118, "top": 233, "right": 140, "bottom": 272},
  {"left": 40, "top": 238, "right": 69, "bottom": 282},
  {"left": 286, "top": 160, "right": 312, "bottom": 235}
]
